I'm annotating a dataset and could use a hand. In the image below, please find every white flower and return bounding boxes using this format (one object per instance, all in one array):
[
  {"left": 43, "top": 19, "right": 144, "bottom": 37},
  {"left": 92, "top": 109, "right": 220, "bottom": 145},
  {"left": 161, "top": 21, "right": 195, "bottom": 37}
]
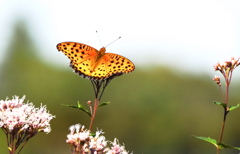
[
  {"left": 0, "top": 95, "right": 25, "bottom": 112},
  {"left": 106, "top": 138, "right": 130, "bottom": 154},
  {"left": 89, "top": 130, "right": 107, "bottom": 151},
  {"left": 0, "top": 95, "right": 55, "bottom": 133},
  {"left": 66, "top": 125, "right": 132, "bottom": 154},
  {"left": 66, "top": 124, "right": 90, "bottom": 144},
  {"left": 0, "top": 95, "right": 55, "bottom": 153}
]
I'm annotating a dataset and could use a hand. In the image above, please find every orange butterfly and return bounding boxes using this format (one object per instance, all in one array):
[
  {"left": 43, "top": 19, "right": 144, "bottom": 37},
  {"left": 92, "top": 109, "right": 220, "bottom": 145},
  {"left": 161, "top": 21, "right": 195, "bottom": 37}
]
[{"left": 56, "top": 42, "right": 135, "bottom": 80}]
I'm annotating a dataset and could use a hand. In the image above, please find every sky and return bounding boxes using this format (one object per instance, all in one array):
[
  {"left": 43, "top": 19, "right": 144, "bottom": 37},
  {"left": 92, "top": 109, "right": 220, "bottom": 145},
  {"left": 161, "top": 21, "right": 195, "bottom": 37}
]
[{"left": 1, "top": 0, "right": 240, "bottom": 75}]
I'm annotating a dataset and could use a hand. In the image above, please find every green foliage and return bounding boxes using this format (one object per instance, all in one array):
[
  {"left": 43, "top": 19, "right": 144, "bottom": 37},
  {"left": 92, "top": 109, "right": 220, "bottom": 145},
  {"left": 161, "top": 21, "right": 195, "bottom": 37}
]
[
  {"left": 62, "top": 102, "right": 91, "bottom": 117},
  {"left": 217, "top": 143, "right": 240, "bottom": 150},
  {"left": 61, "top": 101, "right": 110, "bottom": 117},
  {"left": 229, "top": 104, "right": 239, "bottom": 111},
  {"left": 214, "top": 101, "right": 239, "bottom": 112},
  {"left": 98, "top": 102, "right": 110, "bottom": 108},
  {"left": 193, "top": 136, "right": 240, "bottom": 150},
  {"left": 214, "top": 101, "right": 227, "bottom": 108},
  {"left": 193, "top": 136, "right": 218, "bottom": 148}
]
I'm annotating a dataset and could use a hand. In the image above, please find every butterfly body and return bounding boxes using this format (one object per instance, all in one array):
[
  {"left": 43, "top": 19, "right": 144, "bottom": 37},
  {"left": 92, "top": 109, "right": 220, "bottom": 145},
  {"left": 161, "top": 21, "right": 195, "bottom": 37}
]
[{"left": 57, "top": 42, "right": 135, "bottom": 80}]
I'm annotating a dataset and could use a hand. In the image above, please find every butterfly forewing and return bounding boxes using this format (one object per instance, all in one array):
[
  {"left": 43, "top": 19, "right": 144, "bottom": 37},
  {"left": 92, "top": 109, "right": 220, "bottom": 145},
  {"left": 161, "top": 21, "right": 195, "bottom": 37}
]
[{"left": 57, "top": 42, "right": 98, "bottom": 64}]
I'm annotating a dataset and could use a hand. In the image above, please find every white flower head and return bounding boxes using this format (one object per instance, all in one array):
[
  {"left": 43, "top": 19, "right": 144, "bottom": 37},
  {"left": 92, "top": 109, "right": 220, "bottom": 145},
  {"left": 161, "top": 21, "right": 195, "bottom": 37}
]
[
  {"left": 0, "top": 95, "right": 25, "bottom": 112},
  {"left": 66, "top": 124, "right": 90, "bottom": 145},
  {"left": 0, "top": 95, "right": 55, "bottom": 133},
  {"left": 0, "top": 95, "right": 55, "bottom": 154},
  {"left": 106, "top": 138, "right": 130, "bottom": 154},
  {"left": 66, "top": 126, "right": 132, "bottom": 154},
  {"left": 89, "top": 130, "right": 107, "bottom": 151}
]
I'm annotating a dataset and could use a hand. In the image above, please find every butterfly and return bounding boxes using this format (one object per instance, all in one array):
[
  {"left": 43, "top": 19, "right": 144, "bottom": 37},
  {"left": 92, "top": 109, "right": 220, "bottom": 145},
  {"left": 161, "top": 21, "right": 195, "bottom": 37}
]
[{"left": 56, "top": 42, "right": 135, "bottom": 80}]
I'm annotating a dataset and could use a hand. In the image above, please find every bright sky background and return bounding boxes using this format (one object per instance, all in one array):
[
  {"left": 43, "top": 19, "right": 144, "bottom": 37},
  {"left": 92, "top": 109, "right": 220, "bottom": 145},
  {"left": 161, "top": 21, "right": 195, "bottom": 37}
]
[{"left": 1, "top": 0, "right": 240, "bottom": 75}]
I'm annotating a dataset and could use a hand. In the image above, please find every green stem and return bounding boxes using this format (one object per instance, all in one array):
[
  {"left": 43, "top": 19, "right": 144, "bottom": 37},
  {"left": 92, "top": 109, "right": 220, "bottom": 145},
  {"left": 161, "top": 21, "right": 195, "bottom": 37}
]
[
  {"left": 217, "top": 79, "right": 230, "bottom": 154},
  {"left": 217, "top": 110, "right": 227, "bottom": 154},
  {"left": 89, "top": 79, "right": 111, "bottom": 131}
]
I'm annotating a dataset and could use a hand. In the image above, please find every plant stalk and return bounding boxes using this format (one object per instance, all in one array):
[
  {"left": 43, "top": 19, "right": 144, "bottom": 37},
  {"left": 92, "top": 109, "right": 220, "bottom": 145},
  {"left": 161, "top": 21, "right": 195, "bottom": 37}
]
[
  {"left": 89, "top": 98, "right": 99, "bottom": 131},
  {"left": 217, "top": 79, "right": 230, "bottom": 154}
]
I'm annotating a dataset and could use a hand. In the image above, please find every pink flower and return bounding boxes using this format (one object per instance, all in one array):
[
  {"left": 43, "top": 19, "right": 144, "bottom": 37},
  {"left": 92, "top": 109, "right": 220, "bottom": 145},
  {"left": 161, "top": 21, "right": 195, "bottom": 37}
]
[
  {"left": 66, "top": 125, "right": 131, "bottom": 154},
  {"left": 0, "top": 95, "right": 55, "bottom": 153},
  {"left": 213, "top": 57, "right": 240, "bottom": 84},
  {"left": 89, "top": 130, "right": 107, "bottom": 151},
  {"left": 106, "top": 138, "right": 130, "bottom": 154},
  {"left": 213, "top": 75, "right": 221, "bottom": 86},
  {"left": 0, "top": 96, "right": 55, "bottom": 133}
]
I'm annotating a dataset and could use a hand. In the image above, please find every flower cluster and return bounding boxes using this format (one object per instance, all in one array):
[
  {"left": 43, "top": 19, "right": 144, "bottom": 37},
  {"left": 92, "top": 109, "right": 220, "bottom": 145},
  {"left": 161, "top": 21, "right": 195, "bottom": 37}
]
[
  {"left": 0, "top": 95, "right": 55, "bottom": 153},
  {"left": 213, "top": 57, "right": 240, "bottom": 72},
  {"left": 66, "top": 124, "right": 131, "bottom": 154},
  {"left": 0, "top": 95, "right": 55, "bottom": 133},
  {"left": 213, "top": 75, "right": 221, "bottom": 86},
  {"left": 105, "top": 138, "right": 129, "bottom": 154},
  {"left": 213, "top": 57, "right": 240, "bottom": 85}
]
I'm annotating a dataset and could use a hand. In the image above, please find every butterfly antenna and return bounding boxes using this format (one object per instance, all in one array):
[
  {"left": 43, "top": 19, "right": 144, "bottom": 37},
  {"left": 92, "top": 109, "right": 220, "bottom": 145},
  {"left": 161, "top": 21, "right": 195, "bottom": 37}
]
[
  {"left": 96, "top": 31, "right": 103, "bottom": 47},
  {"left": 105, "top": 36, "right": 121, "bottom": 47}
]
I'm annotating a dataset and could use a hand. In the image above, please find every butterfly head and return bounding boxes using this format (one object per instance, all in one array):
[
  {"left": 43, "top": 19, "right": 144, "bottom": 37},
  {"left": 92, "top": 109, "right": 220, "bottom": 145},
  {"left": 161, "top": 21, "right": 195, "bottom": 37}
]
[{"left": 99, "top": 47, "right": 106, "bottom": 56}]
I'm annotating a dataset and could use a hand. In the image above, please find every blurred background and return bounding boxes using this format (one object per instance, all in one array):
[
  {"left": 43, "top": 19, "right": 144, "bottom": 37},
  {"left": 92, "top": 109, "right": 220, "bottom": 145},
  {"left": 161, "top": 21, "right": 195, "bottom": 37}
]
[{"left": 1, "top": 0, "right": 240, "bottom": 153}]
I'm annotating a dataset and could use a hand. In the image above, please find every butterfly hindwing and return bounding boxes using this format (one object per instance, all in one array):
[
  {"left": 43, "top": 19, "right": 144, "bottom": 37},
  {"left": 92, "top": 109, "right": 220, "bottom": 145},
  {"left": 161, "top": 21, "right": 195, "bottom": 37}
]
[
  {"left": 103, "top": 53, "right": 135, "bottom": 75},
  {"left": 71, "top": 57, "right": 109, "bottom": 79}
]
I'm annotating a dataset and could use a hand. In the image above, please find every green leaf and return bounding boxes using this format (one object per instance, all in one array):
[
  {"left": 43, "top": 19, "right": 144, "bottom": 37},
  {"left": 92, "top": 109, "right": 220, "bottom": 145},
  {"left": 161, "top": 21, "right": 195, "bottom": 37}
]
[
  {"left": 228, "top": 104, "right": 239, "bottom": 111},
  {"left": 90, "top": 133, "right": 96, "bottom": 137},
  {"left": 61, "top": 102, "right": 91, "bottom": 117},
  {"left": 98, "top": 102, "right": 110, "bottom": 108},
  {"left": 214, "top": 101, "right": 226, "bottom": 108},
  {"left": 192, "top": 136, "right": 218, "bottom": 147},
  {"left": 218, "top": 142, "right": 240, "bottom": 150},
  {"left": 193, "top": 136, "right": 240, "bottom": 150}
]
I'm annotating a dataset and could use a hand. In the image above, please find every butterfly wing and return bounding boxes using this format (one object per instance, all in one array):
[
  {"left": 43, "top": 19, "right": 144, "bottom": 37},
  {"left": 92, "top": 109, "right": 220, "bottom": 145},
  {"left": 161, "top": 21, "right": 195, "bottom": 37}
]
[
  {"left": 73, "top": 53, "right": 135, "bottom": 80},
  {"left": 57, "top": 42, "right": 98, "bottom": 64},
  {"left": 57, "top": 42, "right": 101, "bottom": 78},
  {"left": 73, "top": 57, "right": 110, "bottom": 79},
  {"left": 101, "top": 53, "right": 135, "bottom": 77},
  {"left": 57, "top": 42, "right": 135, "bottom": 80}
]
